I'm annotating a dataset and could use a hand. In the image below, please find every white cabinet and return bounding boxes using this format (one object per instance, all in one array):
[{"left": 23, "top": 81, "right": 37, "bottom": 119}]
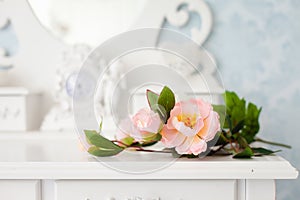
[
  {"left": 0, "top": 179, "right": 277, "bottom": 200},
  {"left": 245, "top": 180, "right": 275, "bottom": 200},
  {"left": 0, "top": 133, "right": 297, "bottom": 200},
  {"left": 0, "top": 180, "right": 40, "bottom": 200},
  {"left": 54, "top": 180, "right": 236, "bottom": 200},
  {"left": 0, "top": 88, "right": 41, "bottom": 131},
  {"left": 52, "top": 179, "right": 277, "bottom": 200}
]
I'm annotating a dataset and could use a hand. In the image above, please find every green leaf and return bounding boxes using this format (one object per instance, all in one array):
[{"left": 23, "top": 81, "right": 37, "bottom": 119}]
[
  {"left": 224, "top": 91, "right": 262, "bottom": 144},
  {"left": 140, "top": 133, "right": 162, "bottom": 147},
  {"left": 147, "top": 89, "right": 170, "bottom": 122},
  {"left": 120, "top": 136, "right": 135, "bottom": 146},
  {"left": 213, "top": 105, "right": 226, "bottom": 129},
  {"left": 146, "top": 89, "right": 159, "bottom": 110},
  {"left": 252, "top": 147, "right": 281, "bottom": 156},
  {"left": 143, "top": 133, "right": 162, "bottom": 142},
  {"left": 241, "top": 103, "right": 262, "bottom": 143},
  {"left": 88, "top": 146, "right": 123, "bottom": 157},
  {"left": 84, "top": 130, "right": 124, "bottom": 157},
  {"left": 169, "top": 148, "right": 182, "bottom": 158},
  {"left": 140, "top": 141, "right": 159, "bottom": 147},
  {"left": 186, "top": 154, "right": 199, "bottom": 158},
  {"left": 208, "top": 129, "right": 228, "bottom": 146},
  {"left": 99, "top": 116, "right": 103, "bottom": 132},
  {"left": 84, "top": 130, "right": 123, "bottom": 150},
  {"left": 157, "top": 86, "right": 175, "bottom": 121},
  {"left": 231, "top": 100, "right": 246, "bottom": 126},
  {"left": 232, "top": 120, "right": 245, "bottom": 134},
  {"left": 237, "top": 135, "right": 249, "bottom": 148},
  {"left": 212, "top": 131, "right": 229, "bottom": 146},
  {"left": 255, "top": 137, "right": 292, "bottom": 149},
  {"left": 224, "top": 91, "right": 244, "bottom": 114},
  {"left": 224, "top": 91, "right": 240, "bottom": 111},
  {"left": 224, "top": 91, "right": 246, "bottom": 127},
  {"left": 226, "top": 115, "right": 233, "bottom": 132},
  {"left": 233, "top": 146, "right": 254, "bottom": 158}
]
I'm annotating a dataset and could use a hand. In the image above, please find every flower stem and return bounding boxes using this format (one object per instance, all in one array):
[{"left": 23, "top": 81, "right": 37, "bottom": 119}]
[
  {"left": 111, "top": 140, "right": 172, "bottom": 153},
  {"left": 133, "top": 147, "right": 172, "bottom": 153},
  {"left": 255, "top": 137, "right": 291, "bottom": 149},
  {"left": 111, "top": 140, "right": 129, "bottom": 147},
  {"left": 229, "top": 141, "right": 238, "bottom": 153},
  {"left": 209, "top": 143, "right": 228, "bottom": 156}
]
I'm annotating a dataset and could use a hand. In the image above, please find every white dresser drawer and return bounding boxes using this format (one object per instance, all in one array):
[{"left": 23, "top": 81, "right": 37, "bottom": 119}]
[
  {"left": 0, "top": 96, "right": 27, "bottom": 131},
  {"left": 0, "top": 88, "right": 41, "bottom": 131},
  {"left": 0, "top": 180, "right": 40, "bottom": 200},
  {"left": 55, "top": 180, "right": 236, "bottom": 200}
]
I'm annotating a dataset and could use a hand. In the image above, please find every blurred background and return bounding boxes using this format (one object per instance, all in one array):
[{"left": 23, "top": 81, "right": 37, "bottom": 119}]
[
  {"left": 0, "top": 0, "right": 299, "bottom": 198},
  {"left": 203, "top": 1, "right": 300, "bottom": 199}
]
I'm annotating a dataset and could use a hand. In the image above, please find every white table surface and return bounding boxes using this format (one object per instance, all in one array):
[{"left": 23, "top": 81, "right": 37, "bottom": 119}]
[{"left": 0, "top": 132, "right": 298, "bottom": 180}]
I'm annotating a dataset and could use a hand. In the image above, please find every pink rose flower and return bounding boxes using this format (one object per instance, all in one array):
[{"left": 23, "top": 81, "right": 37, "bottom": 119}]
[
  {"left": 116, "top": 117, "right": 135, "bottom": 145},
  {"left": 161, "top": 99, "right": 220, "bottom": 155},
  {"left": 117, "top": 108, "right": 163, "bottom": 142}
]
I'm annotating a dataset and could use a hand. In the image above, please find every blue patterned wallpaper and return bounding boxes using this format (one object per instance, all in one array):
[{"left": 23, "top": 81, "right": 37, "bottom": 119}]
[
  {"left": 163, "top": 0, "right": 300, "bottom": 198},
  {"left": 204, "top": 0, "right": 300, "bottom": 199}
]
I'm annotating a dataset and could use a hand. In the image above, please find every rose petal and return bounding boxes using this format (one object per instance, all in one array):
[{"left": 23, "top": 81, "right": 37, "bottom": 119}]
[
  {"left": 116, "top": 118, "right": 133, "bottom": 139},
  {"left": 161, "top": 126, "right": 186, "bottom": 148},
  {"left": 198, "top": 110, "right": 220, "bottom": 141},
  {"left": 130, "top": 108, "right": 163, "bottom": 140},
  {"left": 167, "top": 104, "right": 182, "bottom": 129},
  {"left": 175, "top": 136, "right": 194, "bottom": 154},
  {"left": 190, "top": 99, "right": 212, "bottom": 119},
  {"left": 190, "top": 136, "right": 207, "bottom": 155},
  {"left": 138, "top": 112, "right": 161, "bottom": 133},
  {"left": 172, "top": 117, "right": 203, "bottom": 137}
]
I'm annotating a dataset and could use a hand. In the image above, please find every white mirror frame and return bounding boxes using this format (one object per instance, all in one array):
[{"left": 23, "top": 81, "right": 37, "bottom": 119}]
[{"left": 0, "top": 0, "right": 221, "bottom": 131}]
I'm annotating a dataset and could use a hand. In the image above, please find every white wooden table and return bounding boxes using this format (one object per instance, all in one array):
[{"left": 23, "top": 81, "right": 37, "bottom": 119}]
[{"left": 0, "top": 132, "right": 298, "bottom": 200}]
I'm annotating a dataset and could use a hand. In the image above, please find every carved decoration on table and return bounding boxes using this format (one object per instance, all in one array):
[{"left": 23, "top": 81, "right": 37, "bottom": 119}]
[{"left": 0, "top": 106, "right": 20, "bottom": 120}]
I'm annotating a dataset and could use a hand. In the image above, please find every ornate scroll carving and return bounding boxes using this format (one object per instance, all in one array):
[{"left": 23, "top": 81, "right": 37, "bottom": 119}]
[
  {"left": 165, "top": 0, "right": 213, "bottom": 45},
  {"left": 0, "top": 18, "right": 14, "bottom": 68}
]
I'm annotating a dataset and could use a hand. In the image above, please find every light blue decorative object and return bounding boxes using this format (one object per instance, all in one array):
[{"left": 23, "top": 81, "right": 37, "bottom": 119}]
[
  {"left": 0, "top": 66, "right": 12, "bottom": 70},
  {"left": 65, "top": 72, "right": 78, "bottom": 97},
  {"left": 0, "top": 21, "right": 19, "bottom": 57}
]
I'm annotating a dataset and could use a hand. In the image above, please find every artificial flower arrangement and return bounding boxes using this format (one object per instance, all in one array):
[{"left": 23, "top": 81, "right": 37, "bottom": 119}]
[{"left": 84, "top": 86, "right": 290, "bottom": 158}]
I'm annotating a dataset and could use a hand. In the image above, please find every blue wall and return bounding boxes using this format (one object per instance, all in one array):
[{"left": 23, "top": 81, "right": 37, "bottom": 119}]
[
  {"left": 205, "top": 0, "right": 300, "bottom": 199},
  {"left": 163, "top": 0, "right": 299, "bottom": 198}
]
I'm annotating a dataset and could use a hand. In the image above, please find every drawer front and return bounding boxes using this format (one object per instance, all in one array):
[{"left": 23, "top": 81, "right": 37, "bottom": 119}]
[
  {"left": 0, "top": 96, "right": 26, "bottom": 131},
  {"left": 55, "top": 180, "right": 236, "bottom": 200},
  {"left": 0, "top": 180, "right": 40, "bottom": 200}
]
